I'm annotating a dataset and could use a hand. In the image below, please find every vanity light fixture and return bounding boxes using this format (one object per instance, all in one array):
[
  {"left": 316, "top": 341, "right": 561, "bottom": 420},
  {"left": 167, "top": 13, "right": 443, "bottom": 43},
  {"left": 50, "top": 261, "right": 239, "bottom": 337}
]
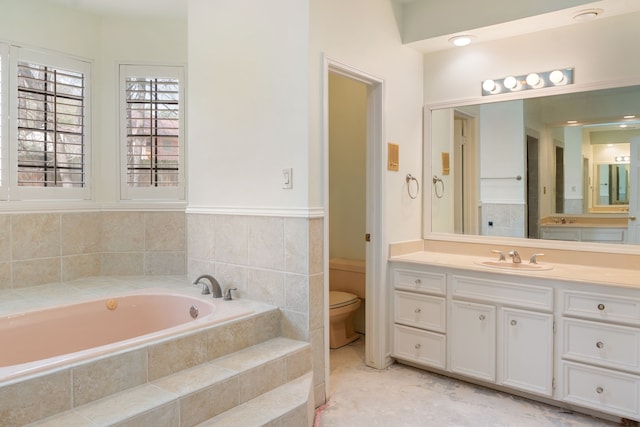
[
  {"left": 482, "top": 68, "right": 574, "bottom": 96},
  {"left": 615, "top": 156, "right": 630, "bottom": 162},
  {"left": 449, "top": 35, "right": 473, "bottom": 47}
]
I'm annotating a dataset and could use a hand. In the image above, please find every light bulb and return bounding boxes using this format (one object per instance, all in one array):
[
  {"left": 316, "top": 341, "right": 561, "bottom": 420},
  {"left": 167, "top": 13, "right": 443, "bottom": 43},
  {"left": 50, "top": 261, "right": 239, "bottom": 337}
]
[
  {"left": 503, "top": 76, "right": 518, "bottom": 90},
  {"left": 549, "top": 70, "right": 565, "bottom": 85},
  {"left": 482, "top": 80, "right": 496, "bottom": 92},
  {"left": 449, "top": 35, "right": 472, "bottom": 47}
]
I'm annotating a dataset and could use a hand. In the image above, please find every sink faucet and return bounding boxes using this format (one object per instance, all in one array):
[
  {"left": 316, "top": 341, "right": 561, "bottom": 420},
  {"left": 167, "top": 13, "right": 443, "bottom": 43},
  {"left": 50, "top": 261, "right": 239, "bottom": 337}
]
[
  {"left": 192, "top": 274, "right": 222, "bottom": 298},
  {"left": 508, "top": 250, "right": 522, "bottom": 263}
]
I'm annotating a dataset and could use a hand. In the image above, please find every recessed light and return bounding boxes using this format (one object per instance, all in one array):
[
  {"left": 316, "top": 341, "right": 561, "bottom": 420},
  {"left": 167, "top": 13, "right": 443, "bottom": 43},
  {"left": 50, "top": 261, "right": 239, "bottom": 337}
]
[
  {"left": 567, "top": 120, "right": 578, "bottom": 124},
  {"left": 449, "top": 35, "right": 473, "bottom": 47},
  {"left": 624, "top": 115, "right": 636, "bottom": 119},
  {"left": 573, "top": 9, "right": 603, "bottom": 22}
]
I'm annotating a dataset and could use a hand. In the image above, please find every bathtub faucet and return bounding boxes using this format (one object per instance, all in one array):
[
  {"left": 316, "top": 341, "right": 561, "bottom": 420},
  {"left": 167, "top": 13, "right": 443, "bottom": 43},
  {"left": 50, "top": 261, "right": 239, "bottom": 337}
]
[{"left": 192, "top": 274, "right": 222, "bottom": 298}]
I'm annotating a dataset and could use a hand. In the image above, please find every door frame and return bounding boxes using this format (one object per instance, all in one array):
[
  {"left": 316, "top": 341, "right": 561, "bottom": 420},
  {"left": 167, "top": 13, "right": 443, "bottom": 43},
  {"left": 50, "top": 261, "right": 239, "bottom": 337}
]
[{"left": 323, "top": 56, "right": 387, "bottom": 394}]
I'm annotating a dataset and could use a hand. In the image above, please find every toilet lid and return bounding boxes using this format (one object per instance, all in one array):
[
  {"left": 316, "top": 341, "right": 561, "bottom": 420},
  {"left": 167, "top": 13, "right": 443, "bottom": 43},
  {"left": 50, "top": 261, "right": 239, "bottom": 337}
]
[{"left": 330, "top": 291, "right": 359, "bottom": 309}]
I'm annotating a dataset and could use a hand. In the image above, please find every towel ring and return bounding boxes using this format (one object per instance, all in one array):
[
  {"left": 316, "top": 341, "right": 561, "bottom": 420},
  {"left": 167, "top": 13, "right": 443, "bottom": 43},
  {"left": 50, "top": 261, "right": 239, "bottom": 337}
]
[
  {"left": 432, "top": 175, "right": 444, "bottom": 199},
  {"left": 406, "top": 174, "right": 420, "bottom": 199}
]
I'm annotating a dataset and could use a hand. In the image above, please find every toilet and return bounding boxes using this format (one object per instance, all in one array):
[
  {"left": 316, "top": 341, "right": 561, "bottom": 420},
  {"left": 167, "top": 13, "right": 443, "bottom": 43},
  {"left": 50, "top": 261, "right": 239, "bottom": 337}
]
[{"left": 329, "top": 258, "right": 365, "bottom": 349}]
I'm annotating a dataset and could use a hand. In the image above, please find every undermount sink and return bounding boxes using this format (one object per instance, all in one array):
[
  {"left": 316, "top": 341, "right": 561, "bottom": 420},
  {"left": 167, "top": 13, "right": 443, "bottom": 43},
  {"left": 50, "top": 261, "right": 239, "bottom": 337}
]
[{"left": 475, "top": 260, "right": 553, "bottom": 271}]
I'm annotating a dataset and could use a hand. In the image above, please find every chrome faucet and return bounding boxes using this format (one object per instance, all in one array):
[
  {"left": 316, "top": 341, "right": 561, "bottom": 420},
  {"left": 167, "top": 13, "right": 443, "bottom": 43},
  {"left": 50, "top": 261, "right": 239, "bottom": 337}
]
[
  {"left": 508, "top": 250, "right": 522, "bottom": 263},
  {"left": 192, "top": 274, "right": 222, "bottom": 298}
]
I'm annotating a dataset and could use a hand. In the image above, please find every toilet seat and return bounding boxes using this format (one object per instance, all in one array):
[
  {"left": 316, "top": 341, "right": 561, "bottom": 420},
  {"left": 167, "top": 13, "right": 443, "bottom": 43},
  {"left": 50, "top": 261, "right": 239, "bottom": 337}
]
[{"left": 330, "top": 291, "right": 359, "bottom": 309}]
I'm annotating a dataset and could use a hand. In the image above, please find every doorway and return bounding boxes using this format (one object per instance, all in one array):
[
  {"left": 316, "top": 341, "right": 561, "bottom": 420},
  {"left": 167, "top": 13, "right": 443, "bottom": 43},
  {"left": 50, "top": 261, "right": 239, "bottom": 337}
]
[
  {"left": 324, "top": 59, "right": 385, "bottom": 400},
  {"left": 527, "top": 134, "right": 539, "bottom": 238}
]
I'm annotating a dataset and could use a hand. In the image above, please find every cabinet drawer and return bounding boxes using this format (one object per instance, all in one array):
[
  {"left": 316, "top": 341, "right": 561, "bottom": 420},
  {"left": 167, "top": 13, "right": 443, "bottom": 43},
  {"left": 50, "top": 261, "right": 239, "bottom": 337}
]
[
  {"left": 394, "top": 268, "right": 446, "bottom": 295},
  {"left": 563, "top": 290, "right": 640, "bottom": 325},
  {"left": 393, "top": 324, "right": 446, "bottom": 369},
  {"left": 563, "top": 318, "right": 640, "bottom": 373},
  {"left": 451, "top": 275, "right": 553, "bottom": 311},
  {"left": 581, "top": 228, "right": 625, "bottom": 243},
  {"left": 394, "top": 291, "right": 446, "bottom": 333},
  {"left": 562, "top": 361, "right": 640, "bottom": 419}
]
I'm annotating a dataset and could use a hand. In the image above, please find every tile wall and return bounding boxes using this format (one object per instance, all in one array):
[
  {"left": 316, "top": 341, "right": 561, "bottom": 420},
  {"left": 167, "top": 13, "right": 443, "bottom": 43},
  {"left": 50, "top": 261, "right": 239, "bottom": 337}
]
[
  {"left": 186, "top": 213, "right": 326, "bottom": 405},
  {"left": 0, "top": 211, "right": 186, "bottom": 290}
]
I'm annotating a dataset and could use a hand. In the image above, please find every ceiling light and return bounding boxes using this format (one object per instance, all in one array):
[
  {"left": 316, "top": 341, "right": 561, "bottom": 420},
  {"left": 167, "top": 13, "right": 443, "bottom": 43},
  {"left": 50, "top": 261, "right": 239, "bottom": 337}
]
[
  {"left": 526, "top": 73, "right": 541, "bottom": 87},
  {"left": 624, "top": 115, "right": 636, "bottom": 119},
  {"left": 573, "top": 9, "right": 602, "bottom": 22},
  {"left": 449, "top": 35, "right": 473, "bottom": 47},
  {"left": 503, "top": 76, "right": 518, "bottom": 90},
  {"left": 567, "top": 120, "right": 578, "bottom": 124},
  {"left": 482, "top": 79, "right": 497, "bottom": 93},
  {"left": 549, "top": 70, "right": 566, "bottom": 85},
  {"left": 620, "top": 124, "right": 628, "bottom": 128}
]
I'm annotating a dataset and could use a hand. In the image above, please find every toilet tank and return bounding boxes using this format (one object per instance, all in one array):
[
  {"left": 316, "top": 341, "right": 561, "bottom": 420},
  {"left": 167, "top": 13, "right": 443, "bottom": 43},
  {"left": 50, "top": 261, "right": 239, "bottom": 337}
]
[{"left": 329, "top": 258, "right": 365, "bottom": 299}]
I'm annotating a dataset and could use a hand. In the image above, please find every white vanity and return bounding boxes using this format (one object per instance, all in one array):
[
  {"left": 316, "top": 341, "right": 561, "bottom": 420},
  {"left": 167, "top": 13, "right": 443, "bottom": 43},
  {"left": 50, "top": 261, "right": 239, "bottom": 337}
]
[{"left": 390, "top": 250, "right": 640, "bottom": 423}]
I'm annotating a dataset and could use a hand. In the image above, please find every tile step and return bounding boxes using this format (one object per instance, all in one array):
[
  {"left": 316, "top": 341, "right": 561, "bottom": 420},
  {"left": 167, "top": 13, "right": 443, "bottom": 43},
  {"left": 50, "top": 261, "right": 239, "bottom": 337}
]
[{"left": 28, "top": 337, "right": 312, "bottom": 427}]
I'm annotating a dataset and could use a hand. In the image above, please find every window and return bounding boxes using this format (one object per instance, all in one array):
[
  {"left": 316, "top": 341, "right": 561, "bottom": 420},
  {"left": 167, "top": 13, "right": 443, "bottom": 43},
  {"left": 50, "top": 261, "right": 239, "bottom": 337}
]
[
  {"left": 120, "top": 65, "right": 184, "bottom": 200},
  {"left": 17, "top": 62, "right": 85, "bottom": 188}
]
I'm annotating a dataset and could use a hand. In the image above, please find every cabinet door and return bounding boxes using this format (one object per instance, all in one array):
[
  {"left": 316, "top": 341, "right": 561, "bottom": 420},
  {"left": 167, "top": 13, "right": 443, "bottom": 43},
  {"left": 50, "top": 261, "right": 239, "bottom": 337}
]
[
  {"left": 450, "top": 300, "right": 495, "bottom": 382},
  {"left": 500, "top": 308, "right": 554, "bottom": 396}
]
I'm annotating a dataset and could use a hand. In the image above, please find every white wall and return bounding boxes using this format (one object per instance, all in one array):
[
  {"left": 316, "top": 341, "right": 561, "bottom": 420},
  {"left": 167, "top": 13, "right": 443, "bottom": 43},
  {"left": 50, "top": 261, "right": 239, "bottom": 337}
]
[{"left": 430, "top": 109, "right": 454, "bottom": 233}]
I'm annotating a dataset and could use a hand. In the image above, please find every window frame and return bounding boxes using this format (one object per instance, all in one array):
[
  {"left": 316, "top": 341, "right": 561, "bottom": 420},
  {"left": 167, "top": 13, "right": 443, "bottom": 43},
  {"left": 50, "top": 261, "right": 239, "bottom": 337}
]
[
  {"left": 0, "top": 43, "right": 9, "bottom": 200},
  {"left": 9, "top": 48, "right": 92, "bottom": 201},
  {"left": 119, "top": 64, "right": 185, "bottom": 201}
]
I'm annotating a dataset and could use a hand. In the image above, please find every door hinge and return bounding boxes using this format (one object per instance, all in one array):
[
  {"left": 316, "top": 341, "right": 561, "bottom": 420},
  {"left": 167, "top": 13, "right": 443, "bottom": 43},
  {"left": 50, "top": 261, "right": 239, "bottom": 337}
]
[{"left": 365, "top": 233, "right": 371, "bottom": 242}]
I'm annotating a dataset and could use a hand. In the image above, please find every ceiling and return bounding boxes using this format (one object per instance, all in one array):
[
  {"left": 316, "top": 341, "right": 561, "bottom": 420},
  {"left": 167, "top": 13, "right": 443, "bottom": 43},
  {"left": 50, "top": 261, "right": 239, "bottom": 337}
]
[{"left": 44, "top": 0, "right": 186, "bottom": 18}]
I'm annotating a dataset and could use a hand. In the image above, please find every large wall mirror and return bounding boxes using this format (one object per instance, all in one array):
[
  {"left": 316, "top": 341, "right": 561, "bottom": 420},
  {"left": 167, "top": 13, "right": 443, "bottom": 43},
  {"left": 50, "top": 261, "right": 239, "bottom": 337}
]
[{"left": 425, "top": 84, "right": 640, "bottom": 246}]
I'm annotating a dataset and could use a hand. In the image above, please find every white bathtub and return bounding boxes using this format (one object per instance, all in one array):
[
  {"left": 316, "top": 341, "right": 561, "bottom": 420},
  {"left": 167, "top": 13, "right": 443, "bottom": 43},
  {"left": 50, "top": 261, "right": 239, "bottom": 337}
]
[{"left": 0, "top": 289, "right": 253, "bottom": 382}]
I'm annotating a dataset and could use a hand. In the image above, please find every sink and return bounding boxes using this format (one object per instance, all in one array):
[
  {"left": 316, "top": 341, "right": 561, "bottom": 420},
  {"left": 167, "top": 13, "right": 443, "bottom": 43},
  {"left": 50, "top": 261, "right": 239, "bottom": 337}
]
[{"left": 475, "top": 260, "right": 553, "bottom": 271}]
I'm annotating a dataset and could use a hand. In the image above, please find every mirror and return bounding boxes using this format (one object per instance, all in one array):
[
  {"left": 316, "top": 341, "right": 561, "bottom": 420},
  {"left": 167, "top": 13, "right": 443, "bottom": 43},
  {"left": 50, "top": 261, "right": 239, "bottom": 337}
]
[{"left": 427, "top": 84, "right": 640, "bottom": 244}]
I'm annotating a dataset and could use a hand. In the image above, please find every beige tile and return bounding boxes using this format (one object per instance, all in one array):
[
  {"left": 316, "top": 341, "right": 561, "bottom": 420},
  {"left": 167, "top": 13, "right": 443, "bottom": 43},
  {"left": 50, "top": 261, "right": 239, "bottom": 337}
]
[
  {"left": 286, "top": 347, "right": 313, "bottom": 381},
  {"left": 253, "top": 310, "right": 282, "bottom": 344},
  {"left": 12, "top": 258, "right": 61, "bottom": 287},
  {"left": 308, "top": 218, "right": 323, "bottom": 275},
  {"left": 101, "top": 252, "right": 144, "bottom": 275},
  {"left": 282, "top": 310, "right": 309, "bottom": 341},
  {"left": 309, "top": 273, "right": 324, "bottom": 330},
  {"left": 73, "top": 349, "right": 147, "bottom": 406},
  {"left": 214, "top": 262, "right": 248, "bottom": 298},
  {"left": 144, "top": 251, "right": 185, "bottom": 275},
  {"left": 102, "top": 211, "right": 144, "bottom": 252},
  {"left": 284, "top": 217, "right": 308, "bottom": 274},
  {"left": 148, "top": 332, "right": 208, "bottom": 380},
  {"left": 187, "top": 258, "right": 215, "bottom": 280},
  {"left": 310, "top": 328, "right": 326, "bottom": 405},
  {"left": 207, "top": 318, "right": 254, "bottom": 360},
  {"left": 0, "top": 370, "right": 71, "bottom": 427},
  {"left": 62, "top": 253, "right": 101, "bottom": 281},
  {"left": 214, "top": 215, "right": 248, "bottom": 265},
  {"left": 238, "top": 359, "right": 287, "bottom": 402},
  {"left": 28, "top": 411, "right": 93, "bottom": 427},
  {"left": 248, "top": 216, "right": 284, "bottom": 270},
  {"left": 11, "top": 213, "right": 60, "bottom": 260},
  {"left": 0, "top": 262, "right": 11, "bottom": 290},
  {"left": 187, "top": 213, "right": 215, "bottom": 261},
  {"left": 145, "top": 211, "right": 185, "bottom": 251},
  {"left": 75, "top": 384, "right": 175, "bottom": 426},
  {"left": 153, "top": 363, "right": 236, "bottom": 395},
  {"left": 0, "top": 214, "right": 11, "bottom": 262},
  {"left": 116, "top": 402, "right": 179, "bottom": 427},
  {"left": 178, "top": 377, "right": 239, "bottom": 427},
  {"left": 61, "top": 212, "right": 101, "bottom": 255},
  {"left": 248, "top": 268, "right": 284, "bottom": 308},
  {"left": 284, "top": 273, "right": 308, "bottom": 314}
]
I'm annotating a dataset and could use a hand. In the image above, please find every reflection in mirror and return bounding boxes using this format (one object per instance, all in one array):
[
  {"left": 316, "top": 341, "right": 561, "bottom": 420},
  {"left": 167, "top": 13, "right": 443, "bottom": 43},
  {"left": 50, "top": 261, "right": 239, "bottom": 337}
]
[{"left": 428, "top": 85, "right": 640, "bottom": 245}]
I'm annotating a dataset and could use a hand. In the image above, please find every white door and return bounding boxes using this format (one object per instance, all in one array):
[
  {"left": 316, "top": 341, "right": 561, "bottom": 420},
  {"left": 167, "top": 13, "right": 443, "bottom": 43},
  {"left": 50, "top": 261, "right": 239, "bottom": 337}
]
[
  {"left": 500, "top": 308, "right": 554, "bottom": 396},
  {"left": 450, "top": 300, "right": 496, "bottom": 382},
  {"left": 628, "top": 137, "right": 640, "bottom": 243}
]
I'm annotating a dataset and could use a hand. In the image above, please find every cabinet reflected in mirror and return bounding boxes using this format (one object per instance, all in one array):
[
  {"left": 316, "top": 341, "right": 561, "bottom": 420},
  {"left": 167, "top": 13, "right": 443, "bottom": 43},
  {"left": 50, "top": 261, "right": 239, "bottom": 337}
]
[{"left": 427, "top": 85, "right": 640, "bottom": 244}]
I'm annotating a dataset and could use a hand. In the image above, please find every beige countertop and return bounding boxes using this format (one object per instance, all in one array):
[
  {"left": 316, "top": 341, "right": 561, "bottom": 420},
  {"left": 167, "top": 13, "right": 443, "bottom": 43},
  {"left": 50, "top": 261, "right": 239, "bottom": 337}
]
[{"left": 390, "top": 251, "right": 640, "bottom": 289}]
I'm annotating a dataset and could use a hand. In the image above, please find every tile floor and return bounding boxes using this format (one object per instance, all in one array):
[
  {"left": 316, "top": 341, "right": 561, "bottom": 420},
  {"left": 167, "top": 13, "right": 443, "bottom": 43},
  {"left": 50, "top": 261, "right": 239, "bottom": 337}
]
[{"left": 317, "top": 336, "right": 621, "bottom": 427}]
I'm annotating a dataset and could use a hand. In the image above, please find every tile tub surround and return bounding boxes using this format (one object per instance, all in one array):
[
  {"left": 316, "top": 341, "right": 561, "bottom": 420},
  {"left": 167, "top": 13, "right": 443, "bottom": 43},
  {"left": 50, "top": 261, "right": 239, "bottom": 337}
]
[
  {"left": 0, "top": 210, "right": 186, "bottom": 290},
  {"left": 0, "top": 276, "right": 292, "bottom": 426},
  {"left": 187, "top": 213, "right": 326, "bottom": 406}
]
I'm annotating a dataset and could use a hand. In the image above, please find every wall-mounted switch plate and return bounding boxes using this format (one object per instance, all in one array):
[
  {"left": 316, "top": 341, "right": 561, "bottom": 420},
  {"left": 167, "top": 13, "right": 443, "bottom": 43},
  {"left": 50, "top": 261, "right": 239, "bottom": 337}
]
[{"left": 282, "top": 168, "right": 293, "bottom": 189}]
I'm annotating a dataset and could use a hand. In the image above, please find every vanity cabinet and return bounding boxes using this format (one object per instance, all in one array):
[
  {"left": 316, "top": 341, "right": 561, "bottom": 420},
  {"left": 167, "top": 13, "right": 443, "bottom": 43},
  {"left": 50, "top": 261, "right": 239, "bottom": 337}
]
[
  {"left": 560, "top": 289, "right": 640, "bottom": 420},
  {"left": 540, "top": 226, "right": 626, "bottom": 243},
  {"left": 450, "top": 300, "right": 495, "bottom": 381}
]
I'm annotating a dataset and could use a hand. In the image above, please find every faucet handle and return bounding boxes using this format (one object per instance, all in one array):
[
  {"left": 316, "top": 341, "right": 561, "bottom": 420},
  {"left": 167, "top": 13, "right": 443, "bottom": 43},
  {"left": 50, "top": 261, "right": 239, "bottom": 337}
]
[
  {"left": 491, "top": 250, "right": 505, "bottom": 261},
  {"left": 529, "top": 253, "right": 545, "bottom": 264},
  {"left": 223, "top": 288, "right": 237, "bottom": 301}
]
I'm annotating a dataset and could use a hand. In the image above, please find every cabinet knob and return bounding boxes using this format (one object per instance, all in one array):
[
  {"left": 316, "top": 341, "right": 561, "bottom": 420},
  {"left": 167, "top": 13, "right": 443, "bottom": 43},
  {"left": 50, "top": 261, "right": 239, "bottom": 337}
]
[
  {"left": 414, "top": 308, "right": 421, "bottom": 314},
  {"left": 510, "top": 319, "right": 517, "bottom": 326},
  {"left": 479, "top": 314, "right": 486, "bottom": 321},
  {"left": 597, "top": 303, "right": 605, "bottom": 311},
  {"left": 596, "top": 341, "right": 604, "bottom": 349},
  {"left": 596, "top": 386, "right": 604, "bottom": 394},
  {"left": 414, "top": 279, "right": 421, "bottom": 286},
  {"left": 415, "top": 343, "right": 421, "bottom": 350}
]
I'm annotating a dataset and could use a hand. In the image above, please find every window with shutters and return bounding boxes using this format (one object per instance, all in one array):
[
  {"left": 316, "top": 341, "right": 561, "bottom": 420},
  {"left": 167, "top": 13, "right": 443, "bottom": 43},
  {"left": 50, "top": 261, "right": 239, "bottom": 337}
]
[{"left": 120, "top": 65, "right": 185, "bottom": 200}]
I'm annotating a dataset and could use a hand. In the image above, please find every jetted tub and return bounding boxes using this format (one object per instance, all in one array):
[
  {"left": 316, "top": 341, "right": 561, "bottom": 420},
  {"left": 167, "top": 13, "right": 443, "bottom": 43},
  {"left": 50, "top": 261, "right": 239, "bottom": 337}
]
[{"left": 0, "top": 289, "right": 253, "bottom": 382}]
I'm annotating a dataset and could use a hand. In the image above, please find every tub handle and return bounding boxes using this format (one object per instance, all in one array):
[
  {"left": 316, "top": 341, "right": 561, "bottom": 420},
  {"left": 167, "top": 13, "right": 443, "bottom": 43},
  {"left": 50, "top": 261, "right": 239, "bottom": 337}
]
[{"left": 223, "top": 288, "right": 237, "bottom": 301}]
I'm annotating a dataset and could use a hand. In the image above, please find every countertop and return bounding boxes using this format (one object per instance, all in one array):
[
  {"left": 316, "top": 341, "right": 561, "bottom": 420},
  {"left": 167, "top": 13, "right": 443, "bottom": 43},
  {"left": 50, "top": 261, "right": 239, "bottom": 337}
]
[{"left": 389, "top": 251, "right": 640, "bottom": 289}]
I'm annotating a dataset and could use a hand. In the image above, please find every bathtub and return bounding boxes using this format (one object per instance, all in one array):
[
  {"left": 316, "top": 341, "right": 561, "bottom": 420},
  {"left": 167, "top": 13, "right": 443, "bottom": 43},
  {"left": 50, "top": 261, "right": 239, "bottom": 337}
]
[{"left": 0, "top": 289, "right": 253, "bottom": 382}]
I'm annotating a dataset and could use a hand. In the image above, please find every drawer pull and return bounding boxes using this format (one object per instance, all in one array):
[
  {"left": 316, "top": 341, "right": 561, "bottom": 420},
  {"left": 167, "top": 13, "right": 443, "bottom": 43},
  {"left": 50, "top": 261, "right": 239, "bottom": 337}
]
[
  {"left": 414, "top": 308, "right": 421, "bottom": 314},
  {"left": 415, "top": 279, "right": 421, "bottom": 286},
  {"left": 479, "top": 315, "right": 486, "bottom": 321},
  {"left": 510, "top": 320, "right": 517, "bottom": 326},
  {"left": 597, "top": 303, "right": 605, "bottom": 311},
  {"left": 596, "top": 341, "right": 604, "bottom": 349},
  {"left": 415, "top": 343, "right": 421, "bottom": 350},
  {"left": 596, "top": 386, "right": 604, "bottom": 394}
]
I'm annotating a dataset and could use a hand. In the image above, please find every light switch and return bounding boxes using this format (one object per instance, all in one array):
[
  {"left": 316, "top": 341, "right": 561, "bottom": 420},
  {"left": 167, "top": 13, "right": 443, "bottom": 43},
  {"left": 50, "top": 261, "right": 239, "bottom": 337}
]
[{"left": 282, "top": 168, "right": 293, "bottom": 189}]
